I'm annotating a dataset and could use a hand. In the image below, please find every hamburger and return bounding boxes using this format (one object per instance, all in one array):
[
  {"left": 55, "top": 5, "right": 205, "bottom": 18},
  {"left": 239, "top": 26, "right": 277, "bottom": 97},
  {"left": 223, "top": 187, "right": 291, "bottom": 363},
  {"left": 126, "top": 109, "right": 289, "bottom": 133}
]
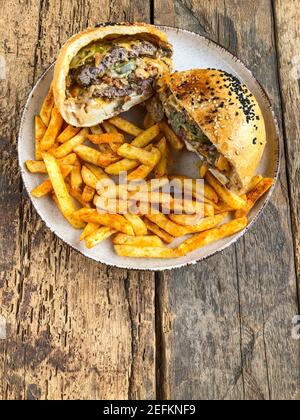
[
  {"left": 53, "top": 23, "right": 173, "bottom": 127},
  {"left": 156, "top": 69, "right": 266, "bottom": 192}
]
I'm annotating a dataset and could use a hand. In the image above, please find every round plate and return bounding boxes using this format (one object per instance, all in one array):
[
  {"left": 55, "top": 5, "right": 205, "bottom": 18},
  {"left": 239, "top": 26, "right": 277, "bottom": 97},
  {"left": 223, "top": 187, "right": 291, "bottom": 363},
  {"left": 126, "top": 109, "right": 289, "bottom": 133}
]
[{"left": 18, "top": 26, "right": 280, "bottom": 271}]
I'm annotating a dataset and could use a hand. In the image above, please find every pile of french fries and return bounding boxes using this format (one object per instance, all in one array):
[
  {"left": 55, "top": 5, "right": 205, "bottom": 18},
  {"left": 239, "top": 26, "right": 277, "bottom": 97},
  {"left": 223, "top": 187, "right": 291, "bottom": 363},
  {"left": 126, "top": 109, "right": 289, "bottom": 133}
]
[{"left": 25, "top": 84, "right": 274, "bottom": 259}]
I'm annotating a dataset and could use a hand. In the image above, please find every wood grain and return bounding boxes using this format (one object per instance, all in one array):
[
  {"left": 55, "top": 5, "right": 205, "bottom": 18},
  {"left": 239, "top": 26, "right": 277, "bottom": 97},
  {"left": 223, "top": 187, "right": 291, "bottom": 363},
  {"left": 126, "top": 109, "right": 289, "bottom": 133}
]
[
  {"left": 154, "top": 0, "right": 299, "bottom": 400},
  {"left": 273, "top": 0, "right": 300, "bottom": 297},
  {"left": 0, "top": 0, "right": 155, "bottom": 400}
]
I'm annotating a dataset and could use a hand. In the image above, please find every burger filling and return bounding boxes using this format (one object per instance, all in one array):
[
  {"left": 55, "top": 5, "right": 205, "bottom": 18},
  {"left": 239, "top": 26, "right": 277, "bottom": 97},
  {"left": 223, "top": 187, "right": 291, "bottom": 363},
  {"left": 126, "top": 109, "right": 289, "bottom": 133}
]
[
  {"left": 161, "top": 89, "right": 233, "bottom": 186},
  {"left": 66, "top": 36, "right": 172, "bottom": 104}
]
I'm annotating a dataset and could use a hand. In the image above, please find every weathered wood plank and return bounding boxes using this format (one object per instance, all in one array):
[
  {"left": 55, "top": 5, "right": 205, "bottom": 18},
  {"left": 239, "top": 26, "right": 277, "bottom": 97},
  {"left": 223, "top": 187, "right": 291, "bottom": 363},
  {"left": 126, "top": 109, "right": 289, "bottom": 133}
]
[
  {"left": 273, "top": 0, "right": 300, "bottom": 298},
  {"left": 155, "top": 0, "right": 299, "bottom": 400},
  {"left": 0, "top": 0, "right": 155, "bottom": 400}
]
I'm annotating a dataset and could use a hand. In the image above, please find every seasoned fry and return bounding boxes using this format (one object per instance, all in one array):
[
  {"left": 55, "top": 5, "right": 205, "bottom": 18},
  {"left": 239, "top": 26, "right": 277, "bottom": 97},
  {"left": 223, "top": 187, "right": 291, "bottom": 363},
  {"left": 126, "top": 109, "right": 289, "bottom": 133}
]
[
  {"left": 68, "top": 187, "right": 91, "bottom": 208},
  {"left": 81, "top": 165, "right": 98, "bottom": 189},
  {"left": 87, "top": 133, "right": 124, "bottom": 144},
  {"left": 40, "top": 85, "right": 54, "bottom": 126},
  {"left": 205, "top": 172, "right": 246, "bottom": 210},
  {"left": 143, "top": 219, "right": 174, "bottom": 244},
  {"left": 94, "top": 195, "right": 129, "bottom": 214},
  {"left": 127, "top": 164, "right": 153, "bottom": 181},
  {"left": 102, "top": 121, "right": 119, "bottom": 133},
  {"left": 160, "top": 120, "right": 184, "bottom": 150},
  {"left": 42, "top": 153, "right": 76, "bottom": 218},
  {"left": 117, "top": 144, "right": 161, "bottom": 167},
  {"left": 131, "top": 123, "right": 160, "bottom": 147},
  {"left": 105, "top": 158, "right": 139, "bottom": 175},
  {"left": 144, "top": 112, "right": 155, "bottom": 129},
  {"left": 74, "top": 145, "right": 119, "bottom": 167},
  {"left": 199, "top": 163, "right": 208, "bottom": 178},
  {"left": 245, "top": 175, "right": 264, "bottom": 194},
  {"left": 91, "top": 124, "right": 104, "bottom": 135},
  {"left": 31, "top": 165, "right": 73, "bottom": 198},
  {"left": 70, "top": 160, "right": 83, "bottom": 191},
  {"left": 124, "top": 214, "right": 148, "bottom": 236},
  {"left": 51, "top": 194, "right": 85, "bottom": 229},
  {"left": 146, "top": 214, "right": 190, "bottom": 237},
  {"left": 114, "top": 245, "right": 181, "bottom": 259},
  {"left": 57, "top": 125, "right": 81, "bottom": 143},
  {"left": 54, "top": 128, "right": 89, "bottom": 158},
  {"left": 169, "top": 176, "right": 218, "bottom": 204},
  {"left": 235, "top": 178, "right": 273, "bottom": 217},
  {"left": 82, "top": 185, "right": 95, "bottom": 203},
  {"left": 113, "top": 234, "right": 164, "bottom": 247},
  {"left": 40, "top": 106, "right": 64, "bottom": 151},
  {"left": 109, "top": 116, "right": 143, "bottom": 136},
  {"left": 85, "top": 227, "right": 116, "bottom": 249},
  {"left": 169, "top": 213, "right": 205, "bottom": 226},
  {"left": 73, "top": 209, "right": 135, "bottom": 236},
  {"left": 58, "top": 153, "right": 77, "bottom": 166},
  {"left": 80, "top": 222, "right": 99, "bottom": 241},
  {"left": 25, "top": 160, "right": 47, "bottom": 173},
  {"left": 178, "top": 217, "right": 248, "bottom": 256},
  {"left": 84, "top": 163, "right": 108, "bottom": 180},
  {"left": 155, "top": 137, "right": 168, "bottom": 178},
  {"left": 35, "top": 116, "right": 46, "bottom": 160}
]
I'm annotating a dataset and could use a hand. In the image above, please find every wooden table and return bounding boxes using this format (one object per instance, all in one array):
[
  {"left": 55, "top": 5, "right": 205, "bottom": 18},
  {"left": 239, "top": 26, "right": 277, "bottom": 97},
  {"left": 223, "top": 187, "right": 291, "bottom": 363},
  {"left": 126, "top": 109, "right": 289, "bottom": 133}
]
[{"left": 0, "top": 0, "right": 299, "bottom": 400}]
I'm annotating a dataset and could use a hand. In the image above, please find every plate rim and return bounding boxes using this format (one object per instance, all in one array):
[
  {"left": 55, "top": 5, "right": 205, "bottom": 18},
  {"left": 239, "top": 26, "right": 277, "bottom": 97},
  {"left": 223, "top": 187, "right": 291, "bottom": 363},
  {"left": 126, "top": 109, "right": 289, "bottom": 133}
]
[{"left": 18, "top": 25, "right": 281, "bottom": 272}]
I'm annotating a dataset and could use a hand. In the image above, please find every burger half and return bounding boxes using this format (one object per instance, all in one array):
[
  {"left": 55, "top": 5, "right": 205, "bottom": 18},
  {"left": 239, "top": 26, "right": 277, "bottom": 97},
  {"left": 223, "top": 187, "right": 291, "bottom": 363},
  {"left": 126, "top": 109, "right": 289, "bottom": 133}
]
[
  {"left": 53, "top": 23, "right": 173, "bottom": 127},
  {"left": 157, "top": 69, "right": 266, "bottom": 192}
]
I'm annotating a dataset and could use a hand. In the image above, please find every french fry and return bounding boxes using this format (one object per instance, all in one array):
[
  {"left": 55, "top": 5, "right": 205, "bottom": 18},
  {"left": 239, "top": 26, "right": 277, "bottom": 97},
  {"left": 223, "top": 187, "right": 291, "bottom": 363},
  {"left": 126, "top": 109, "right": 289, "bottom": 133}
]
[
  {"left": 144, "top": 112, "right": 155, "bottom": 129},
  {"left": 58, "top": 153, "right": 77, "bottom": 166},
  {"left": 124, "top": 214, "right": 148, "bottom": 236},
  {"left": 204, "top": 184, "right": 219, "bottom": 204},
  {"left": 87, "top": 133, "right": 124, "bottom": 144},
  {"left": 199, "top": 163, "right": 208, "bottom": 178},
  {"left": 54, "top": 128, "right": 89, "bottom": 158},
  {"left": 40, "top": 85, "right": 54, "bottom": 126},
  {"left": 205, "top": 172, "right": 246, "bottom": 210},
  {"left": 94, "top": 195, "right": 129, "bottom": 214},
  {"left": 51, "top": 194, "right": 85, "bottom": 229},
  {"left": 131, "top": 123, "right": 160, "bottom": 147},
  {"left": 91, "top": 124, "right": 104, "bottom": 135},
  {"left": 31, "top": 165, "right": 73, "bottom": 198},
  {"left": 113, "top": 234, "right": 164, "bottom": 247},
  {"left": 146, "top": 213, "right": 190, "bottom": 237},
  {"left": 25, "top": 160, "right": 48, "bottom": 173},
  {"left": 235, "top": 178, "right": 273, "bottom": 217},
  {"left": 69, "top": 187, "right": 91, "bottom": 208},
  {"left": 160, "top": 120, "right": 184, "bottom": 150},
  {"left": 35, "top": 116, "right": 46, "bottom": 160},
  {"left": 169, "top": 213, "right": 206, "bottom": 226},
  {"left": 143, "top": 219, "right": 174, "bottom": 244},
  {"left": 74, "top": 145, "right": 119, "bottom": 167},
  {"left": 127, "top": 164, "right": 153, "bottom": 181},
  {"left": 57, "top": 125, "right": 81, "bottom": 143},
  {"left": 245, "top": 175, "right": 264, "bottom": 194},
  {"left": 102, "top": 121, "right": 119, "bottom": 133},
  {"left": 105, "top": 158, "right": 139, "bottom": 175},
  {"left": 178, "top": 217, "right": 248, "bottom": 256},
  {"left": 70, "top": 160, "right": 83, "bottom": 191},
  {"left": 80, "top": 222, "right": 99, "bottom": 241},
  {"left": 81, "top": 165, "right": 98, "bottom": 189},
  {"left": 82, "top": 185, "right": 95, "bottom": 203},
  {"left": 73, "top": 209, "right": 135, "bottom": 236},
  {"left": 215, "top": 155, "right": 230, "bottom": 172},
  {"left": 82, "top": 163, "right": 107, "bottom": 181},
  {"left": 169, "top": 176, "right": 218, "bottom": 204},
  {"left": 117, "top": 144, "right": 161, "bottom": 167},
  {"left": 85, "top": 227, "right": 116, "bottom": 249},
  {"left": 114, "top": 245, "right": 181, "bottom": 259},
  {"left": 109, "top": 116, "right": 143, "bottom": 136},
  {"left": 42, "top": 153, "right": 76, "bottom": 218},
  {"left": 40, "top": 106, "right": 64, "bottom": 151},
  {"left": 155, "top": 137, "right": 168, "bottom": 178}
]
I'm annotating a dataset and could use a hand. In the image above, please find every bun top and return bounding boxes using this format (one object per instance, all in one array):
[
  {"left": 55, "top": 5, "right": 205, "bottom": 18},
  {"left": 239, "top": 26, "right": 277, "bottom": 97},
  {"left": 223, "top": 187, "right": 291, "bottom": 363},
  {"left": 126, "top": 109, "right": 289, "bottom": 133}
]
[
  {"left": 53, "top": 23, "right": 172, "bottom": 126},
  {"left": 162, "top": 69, "right": 266, "bottom": 191}
]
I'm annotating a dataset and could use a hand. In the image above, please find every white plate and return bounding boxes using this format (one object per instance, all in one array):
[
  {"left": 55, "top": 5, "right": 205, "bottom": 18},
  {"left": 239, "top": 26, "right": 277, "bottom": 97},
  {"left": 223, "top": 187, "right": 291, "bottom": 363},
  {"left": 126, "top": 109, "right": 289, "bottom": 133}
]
[{"left": 18, "top": 26, "right": 280, "bottom": 271}]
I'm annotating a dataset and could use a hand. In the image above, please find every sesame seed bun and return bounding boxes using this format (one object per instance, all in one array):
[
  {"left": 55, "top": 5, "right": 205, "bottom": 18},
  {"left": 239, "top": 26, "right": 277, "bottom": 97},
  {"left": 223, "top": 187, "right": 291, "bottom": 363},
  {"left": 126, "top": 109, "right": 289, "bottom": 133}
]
[
  {"left": 160, "top": 69, "right": 266, "bottom": 192},
  {"left": 53, "top": 23, "right": 173, "bottom": 127}
]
